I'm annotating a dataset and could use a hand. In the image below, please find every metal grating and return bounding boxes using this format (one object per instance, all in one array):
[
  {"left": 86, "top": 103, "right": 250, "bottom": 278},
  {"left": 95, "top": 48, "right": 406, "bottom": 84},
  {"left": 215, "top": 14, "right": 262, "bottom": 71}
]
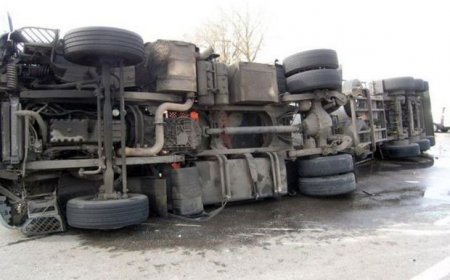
[
  {"left": 164, "top": 116, "right": 202, "bottom": 152},
  {"left": 17, "top": 27, "right": 58, "bottom": 44},
  {"left": 21, "top": 194, "right": 65, "bottom": 236},
  {"left": 22, "top": 216, "right": 63, "bottom": 235},
  {"left": 168, "top": 111, "right": 189, "bottom": 119}
]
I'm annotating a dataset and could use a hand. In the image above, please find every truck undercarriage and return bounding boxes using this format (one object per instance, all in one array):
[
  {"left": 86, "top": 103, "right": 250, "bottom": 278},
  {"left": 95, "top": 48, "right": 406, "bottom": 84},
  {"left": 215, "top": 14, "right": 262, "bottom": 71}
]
[{"left": 0, "top": 26, "right": 434, "bottom": 235}]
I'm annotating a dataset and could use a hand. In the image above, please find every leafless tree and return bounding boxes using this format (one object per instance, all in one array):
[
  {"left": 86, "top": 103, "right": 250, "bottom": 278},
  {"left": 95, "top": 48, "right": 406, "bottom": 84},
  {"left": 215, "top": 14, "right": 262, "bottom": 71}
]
[{"left": 193, "top": 8, "right": 264, "bottom": 64}]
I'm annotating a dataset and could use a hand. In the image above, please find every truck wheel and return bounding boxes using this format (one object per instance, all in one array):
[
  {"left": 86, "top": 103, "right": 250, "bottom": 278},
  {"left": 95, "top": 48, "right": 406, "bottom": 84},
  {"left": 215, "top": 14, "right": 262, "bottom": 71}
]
[
  {"left": 66, "top": 194, "right": 149, "bottom": 230},
  {"left": 381, "top": 143, "right": 420, "bottom": 158},
  {"left": 283, "top": 49, "right": 338, "bottom": 77},
  {"left": 414, "top": 79, "right": 425, "bottom": 92},
  {"left": 426, "top": 136, "right": 435, "bottom": 146},
  {"left": 297, "top": 154, "right": 354, "bottom": 177},
  {"left": 286, "top": 69, "right": 342, "bottom": 93},
  {"left": 423, "top": 81, "right": 429, "bottom": 91},
  {"left": 415, "top": 139, "right": 431, "bottom": 152},
  {"left": 298, "top": 173, "right": 356, "bottom": 196},
  {"left": 63, "top": 27, "right": 145, "bottom": 66},
  {"left": 383, "top": 77, "right": 415, "bottom": 92}
]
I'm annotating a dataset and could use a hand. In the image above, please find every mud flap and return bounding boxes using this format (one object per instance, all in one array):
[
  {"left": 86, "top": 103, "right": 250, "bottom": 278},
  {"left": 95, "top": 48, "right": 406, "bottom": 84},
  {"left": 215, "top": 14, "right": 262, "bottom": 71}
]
[{"left": 244, "top": 153, "right": 261, "bottom": 199}]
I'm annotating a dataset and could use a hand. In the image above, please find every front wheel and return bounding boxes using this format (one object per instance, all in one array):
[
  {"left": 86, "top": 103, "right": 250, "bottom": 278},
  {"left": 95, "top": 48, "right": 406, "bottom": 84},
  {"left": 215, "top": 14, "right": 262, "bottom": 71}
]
[
  {"left": 63, "top": 27, "right": 145, "bottom": 66},
  {"left": 66, "top": 194, "right": 149, "bottom": 230}
]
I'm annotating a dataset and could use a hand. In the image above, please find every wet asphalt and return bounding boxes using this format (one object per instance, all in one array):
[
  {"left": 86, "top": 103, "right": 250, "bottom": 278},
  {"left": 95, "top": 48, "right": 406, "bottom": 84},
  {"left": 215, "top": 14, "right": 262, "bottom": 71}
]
[{"left": 0, "top": 134, "right": 449, "bottom": 279}]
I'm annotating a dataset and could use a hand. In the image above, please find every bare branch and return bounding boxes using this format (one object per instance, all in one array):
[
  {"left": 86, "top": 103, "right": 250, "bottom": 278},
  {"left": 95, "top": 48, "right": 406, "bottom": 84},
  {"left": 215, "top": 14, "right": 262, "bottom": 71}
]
[{"left": 192, "top": 7, "right": 265, "bottom": 64}]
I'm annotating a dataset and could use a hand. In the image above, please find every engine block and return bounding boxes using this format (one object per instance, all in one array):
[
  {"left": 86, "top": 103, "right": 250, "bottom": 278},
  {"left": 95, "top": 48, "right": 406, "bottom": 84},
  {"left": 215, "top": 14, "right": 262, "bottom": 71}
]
[{"left": 50, "top": 119, "right": 122, "bottom": 143}]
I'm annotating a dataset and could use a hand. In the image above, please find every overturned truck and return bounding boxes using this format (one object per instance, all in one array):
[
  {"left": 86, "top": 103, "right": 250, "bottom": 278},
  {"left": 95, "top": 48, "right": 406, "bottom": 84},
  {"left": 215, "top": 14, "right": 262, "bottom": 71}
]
[
  {"left": 0, "top": 26, "right": 431, "bottom": 235},
  {"left": 333, "top": 77, "right": 435, "bottom": 161}
]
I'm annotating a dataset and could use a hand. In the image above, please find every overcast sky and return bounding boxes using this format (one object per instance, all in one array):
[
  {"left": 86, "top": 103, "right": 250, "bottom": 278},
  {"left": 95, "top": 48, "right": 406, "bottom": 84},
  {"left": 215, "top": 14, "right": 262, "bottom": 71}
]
[{"left": 4, "top": 0, "right": 449, "bottom": 119}]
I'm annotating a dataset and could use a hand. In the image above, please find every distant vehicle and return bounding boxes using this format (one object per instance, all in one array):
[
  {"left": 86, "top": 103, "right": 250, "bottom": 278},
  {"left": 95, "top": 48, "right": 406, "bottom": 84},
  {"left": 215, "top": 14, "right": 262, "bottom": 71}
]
[{"left": 435, "top": 107, "right": 449, "bottom": 132}]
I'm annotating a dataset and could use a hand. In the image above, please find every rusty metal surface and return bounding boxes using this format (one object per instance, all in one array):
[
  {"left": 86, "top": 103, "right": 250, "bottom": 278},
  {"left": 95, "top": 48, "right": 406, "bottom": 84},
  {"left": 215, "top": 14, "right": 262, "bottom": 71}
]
[
  {"left": 228, "top": 62, "right": 279, "bottom": 105},
  {"left": 196, "top": 155, "right": 287, "bottom": 205},
  {"left": 26, "top": 155, "right": 185, "bottom": 170},
  {"left": 144, "top": 40, "right": 197, "bottom": 93}
]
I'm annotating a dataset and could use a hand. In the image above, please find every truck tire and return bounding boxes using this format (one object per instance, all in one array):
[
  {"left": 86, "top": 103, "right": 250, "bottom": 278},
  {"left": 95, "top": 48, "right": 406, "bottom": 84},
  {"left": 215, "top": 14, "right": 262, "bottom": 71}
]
[
  {"left": 297, "top": 154, "right": 354, "bottom": 177},
  {"left": 286, "top": 160, "right": 299, "bottom": 194},
  {"left": 414, "top": 138, "right": 431, "bottom": 152},
  {"left": 298, "top": 173, "right": 356, "bottom": 196},
  {"left": 64, "top": 27, "right": 145, "bottom": 66},
  {"left": 414, "top": 79, "right": 425, "bottom": 92},
  {"left": 383, "top": 77, "right": 415, "bottom": 92},
  {"left": 423, "top": 81, "right": 429, "bottom": 91},
  {"left": 381, "top": 143, "right": 420, "bottom": 158},
  {"left": 426, "top": 136, "right": 435, "bottom": 146},
  {"left": 286, "top": 69, "right": 342, "bottom": 93},
  {"left": 66, "top": 194, "right": 149, "bottom": 230},
  {"left": 283, "top": 49, "right": 338, "bottom": 77}
]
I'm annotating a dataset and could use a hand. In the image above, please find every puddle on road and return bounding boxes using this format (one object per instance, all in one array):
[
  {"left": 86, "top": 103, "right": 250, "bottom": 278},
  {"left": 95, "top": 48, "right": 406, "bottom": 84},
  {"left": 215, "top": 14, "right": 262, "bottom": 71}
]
[
  {"left": 77, "top": 191, "right": 430, "bottom": 252},
  {"left": 356, "top": 156, "right": 434, "bottom": 175},
  {"left": 77, "top": 192, "right": 381, "bottom": 251},
  {"left": 422, "top": 165, "right": 450, "bottom": 204},
  {"left": 356, "top": 154, "right": 450, "bottom": 206}
]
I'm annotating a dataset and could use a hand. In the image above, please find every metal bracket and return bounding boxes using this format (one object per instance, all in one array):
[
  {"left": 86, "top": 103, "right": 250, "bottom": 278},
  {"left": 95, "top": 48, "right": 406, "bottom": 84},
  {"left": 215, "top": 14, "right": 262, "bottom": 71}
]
[
  {"left": 265, "top": 152, "right": 283, "bottom": 196},
  {"left": 215, "top": 155, "right": 231, "bottom": 200},
  {"left": 244, "top": 153, "right": 261, "bottom": 199}
]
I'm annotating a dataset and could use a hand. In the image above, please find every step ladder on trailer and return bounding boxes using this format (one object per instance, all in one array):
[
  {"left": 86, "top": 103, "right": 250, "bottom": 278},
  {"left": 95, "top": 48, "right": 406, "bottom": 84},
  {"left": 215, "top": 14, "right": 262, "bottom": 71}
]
[{"left": 348, "top": 81, "right": 389, "bottom": 161}]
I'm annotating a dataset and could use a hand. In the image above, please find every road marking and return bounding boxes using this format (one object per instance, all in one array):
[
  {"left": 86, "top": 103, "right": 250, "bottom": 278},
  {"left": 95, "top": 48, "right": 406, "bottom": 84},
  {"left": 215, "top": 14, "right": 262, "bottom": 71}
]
[
  {"left": 252, "top": 227, "right": 324, "bottom": 232},
  {"left": 434, "top": 215, "right": 450, "bottom": 226},
  {"left": 411, "top": 256, "right": 450, "bottom": 280},
  {"left": 378, "top": 228, "right": 450, "bottom": 236},
  {"left": 174, "top": 223, "right": 201, "bottom": 227},
  {"left": 253, "top": 227, "right": 296, "bottom": 231}
]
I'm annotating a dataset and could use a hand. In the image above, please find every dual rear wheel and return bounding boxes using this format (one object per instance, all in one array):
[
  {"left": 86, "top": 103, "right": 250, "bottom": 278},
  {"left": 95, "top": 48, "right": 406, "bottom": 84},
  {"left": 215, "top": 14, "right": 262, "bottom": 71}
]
[
  {"left": 296, "top": 154, "right": 356, "bottom": 197},
  {"left": 283, "top": 49, "right": 342, "bottom": 94}
]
